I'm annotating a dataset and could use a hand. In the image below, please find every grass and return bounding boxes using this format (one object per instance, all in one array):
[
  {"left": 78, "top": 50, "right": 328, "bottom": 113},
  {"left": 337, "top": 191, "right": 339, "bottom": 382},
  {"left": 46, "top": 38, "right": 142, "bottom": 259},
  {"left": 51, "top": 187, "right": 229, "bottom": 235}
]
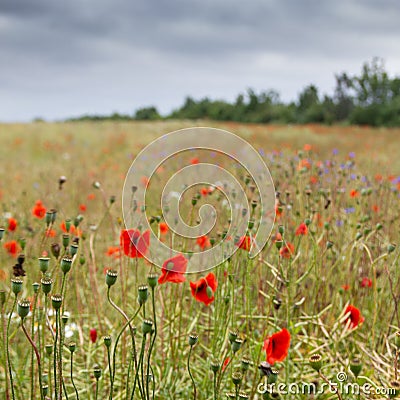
[{"left": 0, "top": 120, "right": 399, "bottom": 399}]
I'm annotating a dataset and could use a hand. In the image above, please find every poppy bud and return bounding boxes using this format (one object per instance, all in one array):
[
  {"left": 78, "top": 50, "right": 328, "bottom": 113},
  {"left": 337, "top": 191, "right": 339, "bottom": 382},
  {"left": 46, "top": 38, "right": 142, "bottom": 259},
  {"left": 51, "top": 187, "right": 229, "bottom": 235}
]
[
  {"left": 188, "top": 332, "right": 199, "bottom": 347},
  {"left": 17, "top": 299, "right": 30, "bottom": 319},
  {"left": 326, "top": 241, "right": 334, "bottom": 250},
  {"left": 206, "top": 286, "right": 213, "bottom": 299},
  {"left": 51, "top": 243, "right": 61, "bottom": 258},
  {"left": 248, "top": 219, "right": 254, "bottom": 230},
  {"left": 138, "top": 285, "right": 149, "bottom": 305},
  {"left": 39, "top": 257, "right": 50, "bottom": 273},
  {"left": 79, "top": 256, "right": 85, "bottom": 265},
  {"left": 278, "top": 225, "right": 285, "bottom": 235},
  {"left": 11, "top": 278, "right": 23, "bottom": 295},
  {"left": 305, "top": 218, "right": 311, "bottom": 226},
  {"left": 18, "top": 238, "right": 26, "bottom": 250},
  {"left": 231, "top": 338, "right": 243, "bottom": 353},
  {"left": 142, "top": 319, "right": 153, "bottom": 335},
  {"left": 191, "top": 197, "right": 197, "bottom": 206},
  {"left": 106, "top": 270, "right": 118, "bottom": 287},
  {"left": 324, "top": 222, "right": 330, "bottom": 230},
  {"left": 0, "top": 228, "right": 4, "bottom": 240},
  {"left": 309, "top": 354, "right": 323, "bottom": 372},
  {"left": 90, "top": 328, "right": 97, "bottom": 343},
  {"left": 32, "top": 282, "right": 40, "bottom": 293},
  {"left": 355, "top": 232, "right": 362, "bottom": 241},
  {"left": 93, "top": 364, "right": 102, "bottom": 380},
  {"left": 103, "top": 336, "right": 112, "bottom": 348},
  {"left": 388, "top": 244, "right": 396, "bottom": 254},
  {"left": 61, "top": 257, "right": 73, "bottom": 274},
  {"left": 45, "top": 344, "right": 53, "bottom": 356},
  {"left": 232, "top": 371, "right": 243, "bottom": 385},
  {"left": 69, "top": 342, "right": 76, "bottom": 353},
  {"left": 41, "top": 278, "right": 52, "bottom": 295},
  {"left": 349, "top": 358, "right": 362, "bottom": 377},
  {"left": 275, "top": 240, "right": 283, "bottom": 250},
  {"left": 51, "top": 294, "right": 63, "bottom": 310},
  {"left": 147, "top": 274, "right": 158, "bottom": 289},
  {"left": 376, "top": 223, "right": 383, "bottom": 231},
  {"left": 363, "top": 226, "right": 372, "bottom": 236}
]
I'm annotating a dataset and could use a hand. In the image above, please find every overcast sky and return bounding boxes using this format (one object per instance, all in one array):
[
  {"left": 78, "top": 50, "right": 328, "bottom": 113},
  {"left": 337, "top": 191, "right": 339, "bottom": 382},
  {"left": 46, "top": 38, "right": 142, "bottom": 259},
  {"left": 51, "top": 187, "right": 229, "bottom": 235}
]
[{"left": 1, "top": 0, "right": 399, "bottom": 122}]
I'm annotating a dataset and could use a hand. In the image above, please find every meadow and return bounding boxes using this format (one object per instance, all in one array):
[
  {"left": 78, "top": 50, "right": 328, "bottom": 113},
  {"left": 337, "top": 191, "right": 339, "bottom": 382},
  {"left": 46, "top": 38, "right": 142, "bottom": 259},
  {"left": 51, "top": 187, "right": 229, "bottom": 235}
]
[{"left": 0, "top": 121, "right": 399, "bottom": 399}]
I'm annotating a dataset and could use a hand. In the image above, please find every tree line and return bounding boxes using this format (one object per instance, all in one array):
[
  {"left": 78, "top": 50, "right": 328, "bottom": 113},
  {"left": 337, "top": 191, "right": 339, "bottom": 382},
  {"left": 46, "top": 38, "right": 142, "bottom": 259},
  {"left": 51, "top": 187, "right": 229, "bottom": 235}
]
[{"left": 68, "top": 58, "right": 400, "bottom": 126}]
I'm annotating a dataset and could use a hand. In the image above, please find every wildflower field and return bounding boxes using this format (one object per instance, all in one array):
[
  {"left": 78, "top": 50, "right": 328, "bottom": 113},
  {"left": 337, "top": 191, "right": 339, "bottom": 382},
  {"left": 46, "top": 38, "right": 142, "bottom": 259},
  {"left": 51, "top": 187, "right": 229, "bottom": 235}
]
[{"left": 0, "top": 121, "right": 400, "bottom": 399}]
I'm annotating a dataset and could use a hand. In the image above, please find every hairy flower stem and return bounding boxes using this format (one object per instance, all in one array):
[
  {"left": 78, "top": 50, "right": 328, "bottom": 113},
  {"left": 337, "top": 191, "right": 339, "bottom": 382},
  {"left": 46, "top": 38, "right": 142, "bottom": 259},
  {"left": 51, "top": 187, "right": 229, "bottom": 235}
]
[
  {"left": 30, "top": 291, "right": 39, "bottom": 400},
  {"left": 6, "top": 294, "right": 17, "bottom": 400},
  {"left": 21, "top": 320, "right": 44, "bottom": 400},
  {"left": 187, "top": 346, "right": 197, "bottom": 400},
  {"left": 54, "top": 309, "right": 59, "bottom": 400},
  {"left": 131, "top": 335, "right": 146, "bottom": 400}
]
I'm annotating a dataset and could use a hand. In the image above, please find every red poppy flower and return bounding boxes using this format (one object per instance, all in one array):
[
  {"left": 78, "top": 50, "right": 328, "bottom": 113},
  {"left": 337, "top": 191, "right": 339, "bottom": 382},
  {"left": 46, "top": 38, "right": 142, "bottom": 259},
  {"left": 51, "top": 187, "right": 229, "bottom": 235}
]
[
  {"left": 8, "top": 218, "right": 17, "bottom": 232},
  {"left": 200, "top": 187, "right": 212, "bottom": 196},
  {"left": 87, "top": 193, "right": 96, "bottom": 200},
  {"left": 263, "top": 328, "right": 291, "bottom": 365},
  {"left": 222, "top": 357, "right": 230, "bottom": 372},
  {"left": 90, "top": 328, "right": 97, "bottom": 343},
  {"left": 350, "top": 189, "right": 359, "bottom": 198},
  {"left": 343, "top": 305, "right": 364, "bottom": 328},
  {"left": 159, "top": 222, "right": 169, "bottom": 235},
  {"left": 341, "top": 284, "right": 350, "bottom": 291},
  {"left": 79, "top": 204, "right": 87, "bottom": 212},
  {"left": 45, "top": 229, "right": 56, "bottom": 238},
  {"left": 196, "top": 235, "right": 211, "bottom": 249},
  {"left": 279, "top": 242, "right": 295, "bottom": 258},
  {"left": 295, "top": 223, "right": 308, "bottom": 236},
  {"left": 236, "top": 235, "right": 252, "bottom": 251},
  {"left": 360, "top": 277, "right": 372, "bottom": 288},
  {"left": 32, "top": 200, "right": 46, "bottom": 219},
  {"left": 106, "top": 246, "right": 120, "bottom": 258},
  {"left": 190, "top": 157, "right": 199, "bottom": 164},
  {"left": 120, "top": 229, "right": 150, "bottom": 258},
  {"left": 158, "top": 254, "right": 187, "bottom": 284},
  {"left": 190, "top": 272, "right": 218, "bottom": 306},
  {"left": 304, "top": 144, "right": 312, "bottom": 151},
  {"left": 4, "top": 240, "right": 20, "bottom": 257}
]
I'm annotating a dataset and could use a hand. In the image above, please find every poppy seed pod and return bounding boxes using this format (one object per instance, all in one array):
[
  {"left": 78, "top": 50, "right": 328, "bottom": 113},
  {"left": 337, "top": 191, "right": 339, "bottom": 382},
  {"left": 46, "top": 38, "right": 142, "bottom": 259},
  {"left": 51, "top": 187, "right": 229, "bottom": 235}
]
[
  {"left": 32, "top": 282, "right": 40, "bottom": 293},
  {"left": 62, "top": 234, "right": 70, "bottom": 248},
  {"left": 51, "top": 243, "right": 61, "bottom": 259},
  {"left": 142, "top": 319, "right": 153, "bottom": 335},
  {"left": 60, "top": 257, "right": 73, "bottom": 274},
  {"left": 267, "top": 369, "right": 279, "bottom": 384},
  {"left": 309, "top": 354, "right": 323, "bottom": 372},
  {"left": 188, "top": 333, "right": 199, "bottom": 347},
  {"left": 105, "top": 270, "right": 118, "bottom": 287},
  {"left": 93, "top": 365, "right": 102, "bottom": 380},
  {"left": 69, "top": 342, "right": 76, "bottom": 353},
  {"left": 41, "top": 278, "right": 53, "bottom": 295},
  {"left": 240, "top": 358, "right": 251, "bottom": 371},
  {"left": 51, "top": 294, "right": 63, "bottom": 310},
  {"left": 17, "top": 299, "right": 30, "bottom": 319},
  {"left": 389, "top": 380, "right": 400, "bottom": 398},
  {"left": 103, "top": 336, "right": 112, "bottom": 348},
  {"left": 137, "top": 285, "right": 149, "bottom": 305},
  {"left": 231, "top": 371, "right": 243, "bottom": 385},
  {"left": 70, "top": 244, "right": 79, "bottom": 257},
  {"left": 349, "top": 358, "right": 362, "bottom": 377},
  {"left": 231, "top": 338, "right": 243, "bottom": 353},
  {"left": 388, "top": 243, "right": 396, "bottom": 254},
  {"left": 147, "top": 274, "right": 158, "bottom": 289},
  {"left": 11, "top": 278, "right": 23, "bottom": 295},
  {"left": 228, "top": 330, "right": 238, "bottom": 344},
  {"left": 210, "top": 360, "right": 220, "bottom": 373},
  {"left": 38, "top": 257, "right": 50, "bottom": 273},
  {"left": 45, "top": 344, "right": 53, "bottom": 356}
]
